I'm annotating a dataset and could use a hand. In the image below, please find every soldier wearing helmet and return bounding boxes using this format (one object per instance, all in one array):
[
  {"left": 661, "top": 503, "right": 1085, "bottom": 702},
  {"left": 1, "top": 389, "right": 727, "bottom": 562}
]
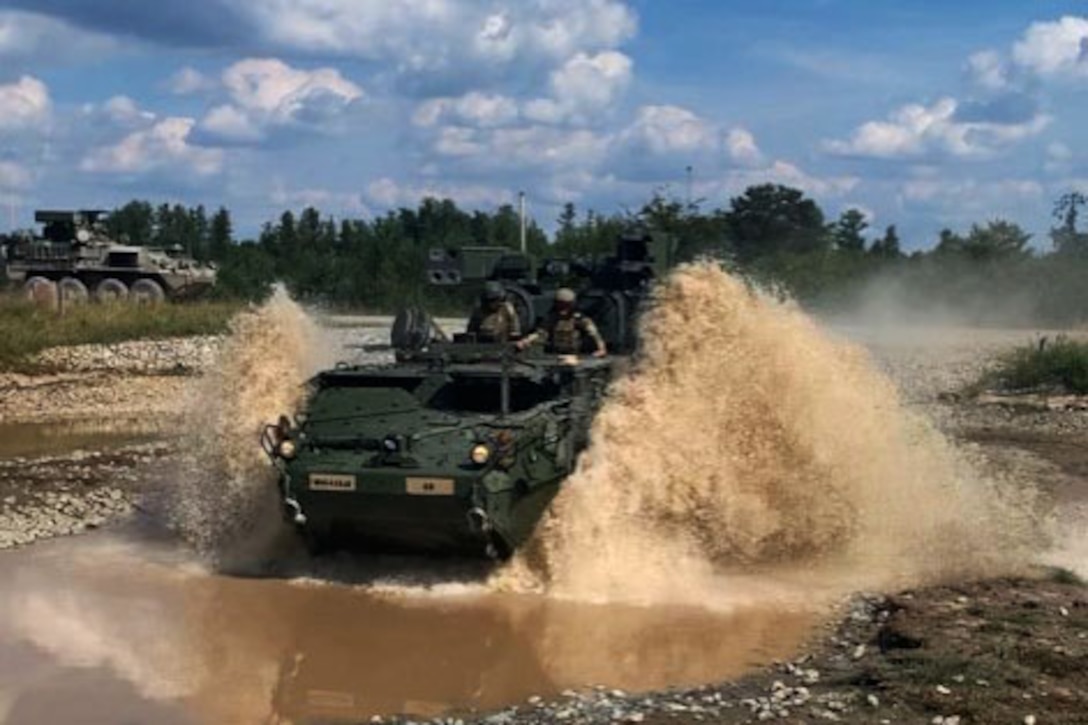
[
  {"left": 516, "top": 287, "right": 607, "bottom": 357},
  {"left": 467, "top": 280, "right": 521, "bottom": 342}
]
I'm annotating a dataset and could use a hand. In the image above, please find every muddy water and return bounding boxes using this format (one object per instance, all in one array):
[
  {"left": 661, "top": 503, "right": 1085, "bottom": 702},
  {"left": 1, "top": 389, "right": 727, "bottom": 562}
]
[
  {"left": 0, "top": 420, "right": 162, "bottom": 459},
  {"left": 0, "top": 534, "right": 817, "bottom": 724}
]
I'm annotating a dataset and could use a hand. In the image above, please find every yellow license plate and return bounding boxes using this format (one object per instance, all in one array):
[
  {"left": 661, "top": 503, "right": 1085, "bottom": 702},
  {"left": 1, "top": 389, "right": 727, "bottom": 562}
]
[
  {"left": 406, "top": 477, "right": 454, "bottom": 496},
  {"left": 309, "top": 473, "right": 357, "bottom": 492}
]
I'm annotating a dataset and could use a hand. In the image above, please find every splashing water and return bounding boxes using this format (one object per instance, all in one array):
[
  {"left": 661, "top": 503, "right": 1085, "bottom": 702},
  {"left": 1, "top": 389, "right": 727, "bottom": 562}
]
[
  {"left": 167, "top": 288, "right": 329, "bottom": 565},
  {"left": 499, "top": 262, "right": 1043, "bottom": 607}
]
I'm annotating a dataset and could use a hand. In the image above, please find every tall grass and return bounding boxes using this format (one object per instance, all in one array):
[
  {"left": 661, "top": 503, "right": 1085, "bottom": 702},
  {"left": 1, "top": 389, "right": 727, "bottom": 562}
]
[
  {"left": 0, "top": 294, "right": 240, "bottom": 369},
  {"left": 985, "top": 336, "right": 1088, "bottom": 394}
]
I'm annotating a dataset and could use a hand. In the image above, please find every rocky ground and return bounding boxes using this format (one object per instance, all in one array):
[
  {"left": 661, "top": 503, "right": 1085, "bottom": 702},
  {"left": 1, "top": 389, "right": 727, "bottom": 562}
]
[{"left": 0, "top": 324, "right": 1086, "bottom": 723}]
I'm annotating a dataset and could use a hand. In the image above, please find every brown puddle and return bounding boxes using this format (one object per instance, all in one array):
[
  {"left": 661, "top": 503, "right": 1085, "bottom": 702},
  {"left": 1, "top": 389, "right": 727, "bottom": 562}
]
[
  {"left": 0, "top": 534, "right": 818, "bottom": 724},
  {"left": 0, "top": 420, "right": 163, "bottom": 460}
]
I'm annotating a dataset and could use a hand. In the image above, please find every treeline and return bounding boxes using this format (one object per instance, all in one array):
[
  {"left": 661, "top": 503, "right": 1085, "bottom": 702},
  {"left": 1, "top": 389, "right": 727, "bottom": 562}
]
[{"left": 16, "top": 187, "right": 1088, "bottom": 324}]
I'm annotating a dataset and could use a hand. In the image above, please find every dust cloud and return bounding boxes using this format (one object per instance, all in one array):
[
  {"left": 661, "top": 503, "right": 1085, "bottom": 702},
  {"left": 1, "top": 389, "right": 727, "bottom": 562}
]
[
  {"left": 166, "top": 287, "right": 329, "bottom": 566},
  {"left": 500, "top": 261, "right": 1043, "bottom": 607}
]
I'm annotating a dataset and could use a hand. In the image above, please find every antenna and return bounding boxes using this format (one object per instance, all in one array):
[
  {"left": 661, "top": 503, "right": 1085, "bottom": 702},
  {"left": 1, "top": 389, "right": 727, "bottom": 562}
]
[
  {"left": 685, "top": 165, "right": 693, "bottom": 209},
  {"left": 518, "top": 190, "right": 527, "bottom": 254}
]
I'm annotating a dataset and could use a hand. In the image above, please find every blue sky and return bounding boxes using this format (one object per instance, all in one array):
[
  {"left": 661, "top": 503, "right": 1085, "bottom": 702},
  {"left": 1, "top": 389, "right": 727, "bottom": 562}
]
[{"left": 1, "top": 1, "right": 1086, "bottom": 249}]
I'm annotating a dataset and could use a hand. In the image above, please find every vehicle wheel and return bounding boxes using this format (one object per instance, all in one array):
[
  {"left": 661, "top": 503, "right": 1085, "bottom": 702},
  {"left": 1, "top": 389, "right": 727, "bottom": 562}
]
[
  {"left": 130, "top": 278, "right": 166, "bottom": 304},
  {"left": 24, "top": 276, "right": 57, "bottom": 305},
  {"left": 95, "top": 278, "right": 129, "bottom": 302},
  {"left": 58, "top": 277, "right": 90, "bottom": 304}
]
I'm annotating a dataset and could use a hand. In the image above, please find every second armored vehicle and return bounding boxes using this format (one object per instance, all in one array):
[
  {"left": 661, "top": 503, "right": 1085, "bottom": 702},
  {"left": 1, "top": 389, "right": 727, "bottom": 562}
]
[
  {"left": 263, "top": 230, "right": 674, "bottom": 558},
  {"left": 3, "top": 209, "right": 217, "bottom": 302}
]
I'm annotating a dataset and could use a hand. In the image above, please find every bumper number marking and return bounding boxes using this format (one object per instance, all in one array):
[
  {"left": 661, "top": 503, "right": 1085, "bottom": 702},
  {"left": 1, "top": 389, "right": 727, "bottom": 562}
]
[
  {"left": 309, "top": 473, "right": 357, "bottom": 492},
  {"left": 406, "top": 477, "right": 454, "bottom": 496}
]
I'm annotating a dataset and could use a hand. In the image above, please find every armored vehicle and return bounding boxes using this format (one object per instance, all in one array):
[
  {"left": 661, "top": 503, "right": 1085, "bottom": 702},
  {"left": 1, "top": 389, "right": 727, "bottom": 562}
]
[
  {"left": 262, "top": 230, "right": 675, "bottom": 558},
  {"left": 2, "top": 209, "right": 216, "bottom": 302}
]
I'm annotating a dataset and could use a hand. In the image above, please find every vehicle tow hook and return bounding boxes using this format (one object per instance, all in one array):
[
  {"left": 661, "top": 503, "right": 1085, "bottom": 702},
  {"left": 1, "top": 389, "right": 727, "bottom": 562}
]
[
  {"left": 284, "top": 497, "right": 307, "bottom": 526},
  {"left": 467, "top": 507, "right": 492, "bottom": 533}
]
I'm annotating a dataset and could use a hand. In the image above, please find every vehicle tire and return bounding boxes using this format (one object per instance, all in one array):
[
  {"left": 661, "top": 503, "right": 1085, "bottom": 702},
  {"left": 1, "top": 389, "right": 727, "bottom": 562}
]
[
  {"left": 391, "top": 306, "right": 433, "bottom": 351},
  {"left": 130, "top": 278, "right": 166, "bottom": 304},
  {"left": 58, "top": 277, "right": 90, "bottom": 304},
  {"left": 24, "top": 276, "right": 57, "bottom": 305},
  {"left": 95, "top": 278, "right": 129, "bottom": 302}
]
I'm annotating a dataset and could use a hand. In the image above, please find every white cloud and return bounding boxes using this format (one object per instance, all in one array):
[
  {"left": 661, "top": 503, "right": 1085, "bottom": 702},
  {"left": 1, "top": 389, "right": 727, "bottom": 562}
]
[
  {"left": 614, "top": 105, "right": 761, "bottom": 165},
  {"left": 101, "top": 96, "right": 156, "bottom": 125},
  {"left": 81, "top": 117, "right": 224, "bottom": 176},
  {"left": 413, "top": 91, "right": 520, "bottom": 128},
  {"left": 529, "top": 50, "right": 633, "bottom": 123},
  {"left": 824, "top": 97, "right": 1050, "bottom": 159},
  {"left": 725, "top": 128, "right": 762, "bottom": 165},
  {"left": 723, "top": 160, "right": 858, "bottom": 198},
  {"left": 201, "top": 104, "right": 263, "bottom": 142},
  {"left": 168, "top": 67, "right": 214, "bottom": 95},
  {"left": 0, "top": 160, "right": 31, "bottom": 190},
  {"left": 488, "top": 126, "right": 607, "bottom": 168},
  {"left": 0, "top": 75, "right": 50, "bottom": 131},
  {"left": 198, "top": 57, "right": 363, "bottom": 142},
  {"left": 237, "top": 0, "right": 637, "bottom": 74},
  {"left": 1012, "top": 16, "right": 1088, "bottom": 78},
  {"left": 618, "top": 105, "right": 719, "bottom": 155},
  {"left": 967, "top": 50, "right": 1010, "bottom": 91}
]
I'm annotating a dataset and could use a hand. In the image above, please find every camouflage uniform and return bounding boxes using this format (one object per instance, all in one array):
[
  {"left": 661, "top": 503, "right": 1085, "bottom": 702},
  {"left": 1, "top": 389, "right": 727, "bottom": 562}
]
[
  {"left": 535, "top": 311, "right": 605, "bottom": 354},
  {"left": 467, "top": 300, "right": 521, "bottom": 342}
]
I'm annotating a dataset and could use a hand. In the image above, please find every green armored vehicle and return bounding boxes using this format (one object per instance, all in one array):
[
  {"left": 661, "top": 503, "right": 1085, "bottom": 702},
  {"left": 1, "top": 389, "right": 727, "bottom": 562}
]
[
  {"left": 262, "top": 231, "right": 674, "bottom": 558},
  {"left": 3, "top": 209, "right": 216, "bottom": 302}
]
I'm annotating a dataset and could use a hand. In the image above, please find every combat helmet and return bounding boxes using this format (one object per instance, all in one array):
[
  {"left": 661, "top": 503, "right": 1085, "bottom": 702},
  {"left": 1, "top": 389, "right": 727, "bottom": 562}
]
[
  {"left": 554, "top": 287, "right": 576, "bottom": 303},
  {"left": 482, "top": 280, "right": 505, "bottom": 301}
]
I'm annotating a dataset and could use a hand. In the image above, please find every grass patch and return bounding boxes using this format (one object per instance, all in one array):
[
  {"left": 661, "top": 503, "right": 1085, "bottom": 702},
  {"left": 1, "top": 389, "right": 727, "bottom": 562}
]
[
  {"left": 983, "top": 336, "right": 1088, "bottom": 394},
  {"left": 1046, "top": 566, "right": 1086, "bottom": 586},
  {"left": 0, "top": 295, "right": 240, "bottom": 370}
]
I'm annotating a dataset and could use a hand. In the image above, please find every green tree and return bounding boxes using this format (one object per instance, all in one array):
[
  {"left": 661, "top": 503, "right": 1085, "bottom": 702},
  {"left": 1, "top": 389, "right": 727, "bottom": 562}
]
[
  {"left": 209, "top": 207, "right": 233, "bottom": 259},
  {"left": 869, "top": 224, "right": 901, "bottom": 259},
  {"left": 107, "top": 201, "right": 154, "bottom": 244},
  {"left": 724, "top": 184, "right": 827, "bottom": 262},
  {"left": 831, "top": 208, "right": 868, "bottom": 253},
  {"left": 1052, "top": 191, "right": 1088, "bottom": 257}
]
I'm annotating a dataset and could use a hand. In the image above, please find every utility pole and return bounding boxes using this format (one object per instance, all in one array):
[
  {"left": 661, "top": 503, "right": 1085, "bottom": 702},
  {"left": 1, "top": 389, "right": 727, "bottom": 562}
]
[
  {"left": 518, "top": 191, "right": 527, "bottom": 254},
  {"left": 685, "top": 165, "right": 694, "bottom": 210}
]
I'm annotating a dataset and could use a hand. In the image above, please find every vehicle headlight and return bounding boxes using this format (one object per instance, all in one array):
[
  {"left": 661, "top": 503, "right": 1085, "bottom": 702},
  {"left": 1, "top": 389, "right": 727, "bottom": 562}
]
[
  {"left": 278, "top": 439, "right": 298, "bottom": 459},
  {"left": 470, "top": 443, "right": 491, "bottom": 466}
]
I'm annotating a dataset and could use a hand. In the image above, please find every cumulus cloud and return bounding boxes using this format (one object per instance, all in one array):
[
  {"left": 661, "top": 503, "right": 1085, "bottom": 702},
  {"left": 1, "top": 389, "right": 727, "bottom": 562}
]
[
  {"left": 1012, "top": 16, "right": 1088, "bottom": 78},
  {"left": 243, "top": 0, "right": 637, "bottom": 70},
  {"left": 967, "top": 50, "right": 1011, "bottom": 91},
  {"left": 413, "top": 91, "right": 520, "bottom": 128},
  {"left": 524, "top": 51, "right": 633, "bottom": 124},
  {"left": 824, "top": 97, "right": 1049, "bottom": 159},
  {"left": 723, "top": 160, "right": 859, "bottom": 199},
  {"left": 416, "top": 50, "right": 632, "bottom": 131},
  {"left": 0, "top": 75, "right": 51, "bottom": 131},
  {"left": 167, "top": 66, "right": 215, "bottom": 95},
  {"left": 196, "top": 57, "right": 363, "bottom": 143},
  {"left": 81, "top": 117, "right": 224, "bottom": 176},
  {"left": 612, "top": 105, "right": 762, "bottom": 172}
]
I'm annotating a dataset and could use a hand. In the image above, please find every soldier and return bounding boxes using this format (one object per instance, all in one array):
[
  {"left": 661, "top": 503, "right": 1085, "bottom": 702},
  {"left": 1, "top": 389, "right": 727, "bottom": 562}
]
[
  {"left": 467, "top": 280, "right": 521, "bottom": 342},
  {"left": 516, "top": 287, "right": 607, "bottom": 357}
]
